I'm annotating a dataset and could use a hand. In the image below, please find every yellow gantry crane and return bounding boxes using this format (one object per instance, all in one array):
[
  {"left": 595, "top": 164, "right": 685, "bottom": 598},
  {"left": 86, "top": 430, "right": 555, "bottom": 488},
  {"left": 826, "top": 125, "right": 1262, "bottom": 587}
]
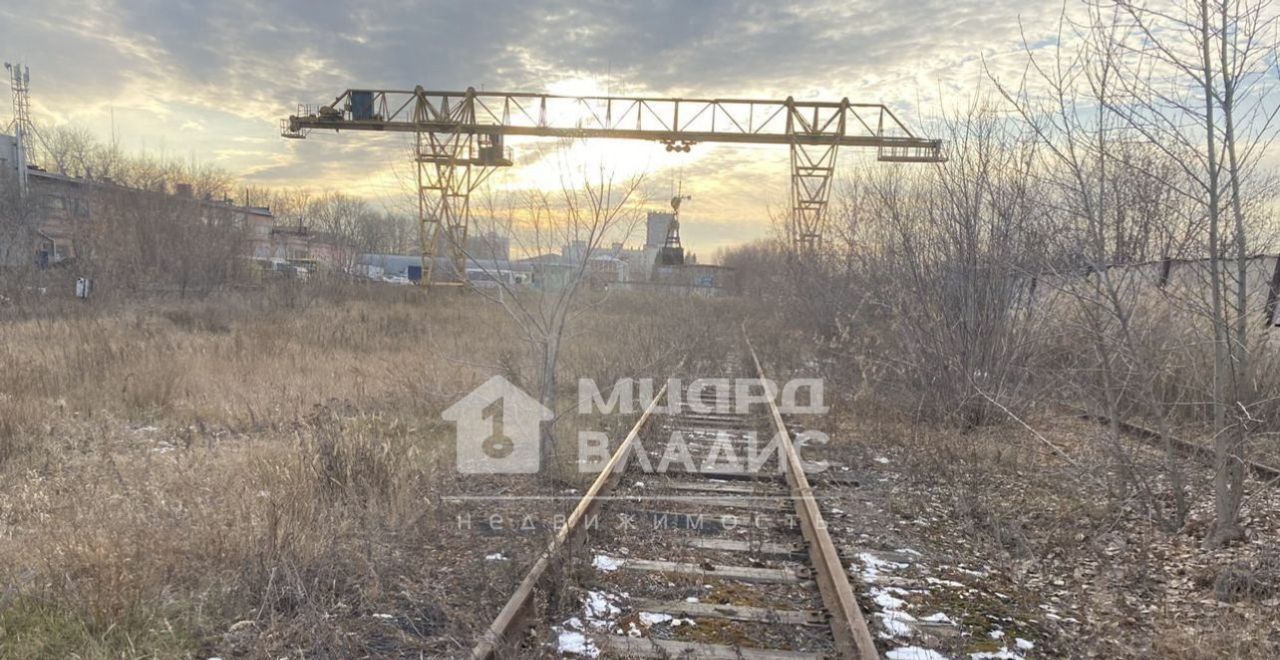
[{"left": 283, "top": 87, "right": 944, "bottom": 285}]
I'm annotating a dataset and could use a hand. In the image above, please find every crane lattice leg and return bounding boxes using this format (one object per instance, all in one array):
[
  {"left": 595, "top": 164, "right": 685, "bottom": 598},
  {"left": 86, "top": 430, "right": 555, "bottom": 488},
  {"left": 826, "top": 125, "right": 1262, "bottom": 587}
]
[
  {"left": 789, "top": 142, "right": 839, "bottom": 252},
  {"left": 417, "top": 129, "right": 475, "bottom": 285},
  {"left": 415, "top": 130, "right": 500, "bottom": 286}
]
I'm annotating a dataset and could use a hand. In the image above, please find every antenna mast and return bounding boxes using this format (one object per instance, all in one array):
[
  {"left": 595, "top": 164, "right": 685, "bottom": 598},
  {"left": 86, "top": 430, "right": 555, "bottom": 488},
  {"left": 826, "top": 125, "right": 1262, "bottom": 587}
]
[{"left": 4, "top": 60, "right": 33, "bottom": 194}]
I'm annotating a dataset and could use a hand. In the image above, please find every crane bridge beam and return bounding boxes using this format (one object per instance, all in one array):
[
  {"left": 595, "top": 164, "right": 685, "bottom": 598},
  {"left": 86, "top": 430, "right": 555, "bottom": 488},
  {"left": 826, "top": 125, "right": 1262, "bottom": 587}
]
[
  {"left": 292, "top": 118, "right": 940, "bottom": 150},
  {"left": 285, "top": 87, "right": 942, "bottom": 156}
]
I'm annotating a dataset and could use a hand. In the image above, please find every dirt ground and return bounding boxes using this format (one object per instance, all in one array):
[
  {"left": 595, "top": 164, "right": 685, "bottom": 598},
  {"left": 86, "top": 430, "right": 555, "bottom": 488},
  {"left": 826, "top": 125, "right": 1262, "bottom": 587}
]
[{"left": 818, "top": 402, "right": 1280, "bottom": 659}]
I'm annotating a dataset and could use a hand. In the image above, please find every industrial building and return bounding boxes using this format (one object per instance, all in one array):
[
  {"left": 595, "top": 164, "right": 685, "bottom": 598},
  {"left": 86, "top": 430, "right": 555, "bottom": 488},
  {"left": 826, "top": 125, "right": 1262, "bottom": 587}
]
[
  {"left": 0, "top": 149, "right": 271, "bottom": 268},
  {"left": 3, "top": 131, "right": 736, "bottom": 296},
  {"left": 645, "top": 211, "right": 673, "bottom": 250},
  {"left": 0, "top": 131, "right": 364, "bottom": 280},
  {"left": 1019, "top": 254, "right": 1280, "bottom": 328}
]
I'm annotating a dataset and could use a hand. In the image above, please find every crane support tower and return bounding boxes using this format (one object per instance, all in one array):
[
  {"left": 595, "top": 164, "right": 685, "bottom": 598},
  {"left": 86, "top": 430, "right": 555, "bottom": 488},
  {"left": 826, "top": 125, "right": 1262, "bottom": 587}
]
[{"left": 283, "top": 87, "right": 944, "bottom": 285}]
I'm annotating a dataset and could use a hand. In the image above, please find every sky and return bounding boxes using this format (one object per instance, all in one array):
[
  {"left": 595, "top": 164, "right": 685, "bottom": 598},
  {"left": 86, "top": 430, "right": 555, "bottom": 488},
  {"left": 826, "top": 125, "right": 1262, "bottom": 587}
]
[{"left": 0, "top": 0, "right": 1069, "bottom": 255}]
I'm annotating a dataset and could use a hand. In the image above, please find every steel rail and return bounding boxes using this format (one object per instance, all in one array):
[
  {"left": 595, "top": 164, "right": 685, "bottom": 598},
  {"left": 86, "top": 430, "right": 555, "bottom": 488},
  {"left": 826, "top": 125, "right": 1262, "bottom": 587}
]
[
  {"left": 469, "top": 346, "right": 880, "bottom": 658},
  {"left": 1072, "top": 406, "right": 1280, "bottom": 482},
  {"left": 468, "top": 381, "right": 669, "bottom": 660},
  {"left": 746, "top": 335, "right": 881, "bottom": 660}
]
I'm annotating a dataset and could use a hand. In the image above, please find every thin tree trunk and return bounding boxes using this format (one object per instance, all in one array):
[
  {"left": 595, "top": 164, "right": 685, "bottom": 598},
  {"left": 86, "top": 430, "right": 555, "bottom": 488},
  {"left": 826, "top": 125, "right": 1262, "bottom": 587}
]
[
  {"left": 1198, "top": 0, "right": 1241, "bottom": 548},
  {"left": 1214, "top": 0, "right": 1249, "bottom": 546},
  {"left": 539, "top": 336, "right": 560, "bottom": 481}
]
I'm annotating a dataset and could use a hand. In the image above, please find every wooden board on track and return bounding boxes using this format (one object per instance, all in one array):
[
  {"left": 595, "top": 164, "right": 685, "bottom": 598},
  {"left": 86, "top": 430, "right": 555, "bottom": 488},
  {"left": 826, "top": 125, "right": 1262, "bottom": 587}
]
[
  {"left": 630, "top": 598, "right": 826, "bottom": 625},
  {"left": 617, "top": 557, "right": 806, "bottom": 584},
  {"left": 600, "top": 636, "right": 827, "bottom": 659}
]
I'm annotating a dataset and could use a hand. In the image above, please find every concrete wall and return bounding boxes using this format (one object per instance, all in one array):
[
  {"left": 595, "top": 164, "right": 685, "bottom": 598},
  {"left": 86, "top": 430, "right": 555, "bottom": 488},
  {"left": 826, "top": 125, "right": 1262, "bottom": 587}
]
[
  {"left": 1020, "top": 256, "right": 1280, "bottom": 330},
  {"left": 0, "top": 134, "right": 18, "bottom": 174}
]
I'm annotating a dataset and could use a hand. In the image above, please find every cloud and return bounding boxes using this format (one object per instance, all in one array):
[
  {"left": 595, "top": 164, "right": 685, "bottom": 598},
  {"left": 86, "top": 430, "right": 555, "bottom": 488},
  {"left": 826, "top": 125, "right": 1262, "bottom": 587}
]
[{"left": 0, "top": 0, "right": 1065, "bottom": 251}]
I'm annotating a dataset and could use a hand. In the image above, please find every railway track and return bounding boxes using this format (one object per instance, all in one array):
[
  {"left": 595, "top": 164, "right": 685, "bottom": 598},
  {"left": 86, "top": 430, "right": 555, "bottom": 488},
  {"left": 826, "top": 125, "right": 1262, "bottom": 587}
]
[
  {"left": 1074, "top": 408, "right": 1280, "bottom": 482},
  {"left": 468, "top": 340, "right": 878, "bottom": 659}
]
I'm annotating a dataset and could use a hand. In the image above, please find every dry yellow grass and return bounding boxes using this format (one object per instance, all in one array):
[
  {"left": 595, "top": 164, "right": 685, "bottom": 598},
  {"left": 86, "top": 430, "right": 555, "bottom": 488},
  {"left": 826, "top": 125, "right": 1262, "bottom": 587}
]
[{"left": 0, "top": 283, "right": 743, "bottom": 658}]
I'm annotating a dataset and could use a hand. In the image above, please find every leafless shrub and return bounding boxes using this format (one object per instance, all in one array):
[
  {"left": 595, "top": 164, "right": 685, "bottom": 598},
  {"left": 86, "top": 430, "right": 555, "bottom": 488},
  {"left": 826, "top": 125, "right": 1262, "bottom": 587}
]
[
  {"left": 161, "top": 304, "right": 233, "bottom": 333},
  {"left": 836, "top": 105, "right": 1055, "bottom": 427},
  {"left": 1213, "top": 550, "right": 1280, "bottom": 603}
]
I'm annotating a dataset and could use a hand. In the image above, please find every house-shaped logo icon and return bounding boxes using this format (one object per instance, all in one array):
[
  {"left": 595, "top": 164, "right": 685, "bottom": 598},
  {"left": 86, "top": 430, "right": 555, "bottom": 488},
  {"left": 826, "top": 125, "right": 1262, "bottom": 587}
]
[{"left": 443, "top": 375, "right": 553, "bottom": 474}]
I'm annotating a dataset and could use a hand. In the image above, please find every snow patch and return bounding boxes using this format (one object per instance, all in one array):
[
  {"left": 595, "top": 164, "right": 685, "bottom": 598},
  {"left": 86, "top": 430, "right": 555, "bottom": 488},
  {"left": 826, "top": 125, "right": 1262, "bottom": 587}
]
[
  {"left": 592, "top": 554, "right": 623, "bottom": 572},
  {"left": 484, "top": 552, "right": 508, "bottom": 561},
  {"left": 638, "top": 612, "right": 672, "bottom": 626},
  {"left": 920, "top": 612, "right": 955, "bottom": 625},
  {"left": 886, "top": 647, "right": 948, "bottom": 660},
  {"left": 876, "top": 610, "right": 918, "bottom": 637},
  {"left": 857, "top": 552, "right": 909, "bottom": 581},
  {"left": 583, "top": 590, "right": 621, "bottom": 626},
  {"left": 556, "top": 630, "right": 599, "bottom": 657},
  {"left": 1015, "top": 638, "right": 1035, "bottom": 651},
  {"left": 871, "top": 587, "right": 906, "bottom": 610}
]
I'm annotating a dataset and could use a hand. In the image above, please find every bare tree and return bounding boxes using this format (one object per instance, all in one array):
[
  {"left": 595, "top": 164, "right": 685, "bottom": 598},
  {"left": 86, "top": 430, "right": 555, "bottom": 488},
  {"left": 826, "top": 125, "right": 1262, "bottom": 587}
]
[
  {"left": 35, "top": 124, "right": 97, "bottom": 177},
  {"left": 77, "top": 163, "right": 247, "bottom": 296},
  {"left": 833, "top": 102, "right": 1054, "bottom": 427},
  {"left": 985, "top": 2, "right": 1204, "bottom": 527},
  {"left": 306, "top": 191, "right": 381, "bottom": 272},
  {"left": 1109, "top": 0, "right": 1280, "bottom": 547},
  {"left": 465, "top": 154, "right": 646, "bottom": 480},
  {"left": 0, "top": 168, "right": 40, "bottom": 288},
  {"left": 716, "top": 240, "right": 790, "bottom": 298}
]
